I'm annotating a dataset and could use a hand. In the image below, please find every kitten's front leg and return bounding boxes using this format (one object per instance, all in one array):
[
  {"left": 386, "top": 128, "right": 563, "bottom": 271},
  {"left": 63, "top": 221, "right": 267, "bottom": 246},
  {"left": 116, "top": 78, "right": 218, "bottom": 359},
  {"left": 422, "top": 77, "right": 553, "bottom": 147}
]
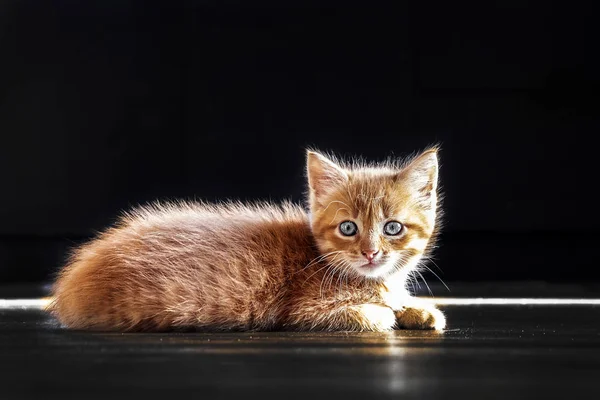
[
  {"left": 351, "top": 303, "right": 397, "bottom": 331},
  {"left": 284, "top": 301, "right": 396, "bottom": 332},
  {"left": 381, "top": 285, "right": 446, "bottom": 330}
]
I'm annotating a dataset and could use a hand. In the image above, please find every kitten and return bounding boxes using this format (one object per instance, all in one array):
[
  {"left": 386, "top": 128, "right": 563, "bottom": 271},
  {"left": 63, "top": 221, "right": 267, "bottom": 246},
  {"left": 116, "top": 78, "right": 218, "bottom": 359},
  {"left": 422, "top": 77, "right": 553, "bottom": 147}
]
[{"left": 49, "top": 148, "right": 445, "bottom": 332}]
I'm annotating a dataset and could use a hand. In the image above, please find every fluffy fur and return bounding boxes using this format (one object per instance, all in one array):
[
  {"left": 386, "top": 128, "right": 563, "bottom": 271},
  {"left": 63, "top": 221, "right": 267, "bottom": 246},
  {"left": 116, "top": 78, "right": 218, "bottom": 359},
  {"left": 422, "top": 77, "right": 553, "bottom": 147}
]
[{"left": 49, "top": 148, "right": 445, "bottom": 332}]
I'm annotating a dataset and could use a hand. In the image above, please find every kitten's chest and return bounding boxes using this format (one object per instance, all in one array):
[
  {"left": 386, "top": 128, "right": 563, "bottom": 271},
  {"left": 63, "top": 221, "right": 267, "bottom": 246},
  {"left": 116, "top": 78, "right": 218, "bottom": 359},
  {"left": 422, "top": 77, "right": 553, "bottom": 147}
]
[
  {"left": 290, "top": 261, "right": 384, "bottom": 302},
  {"left": 380, "top": 273, "right": 411, "bottom": 309}
]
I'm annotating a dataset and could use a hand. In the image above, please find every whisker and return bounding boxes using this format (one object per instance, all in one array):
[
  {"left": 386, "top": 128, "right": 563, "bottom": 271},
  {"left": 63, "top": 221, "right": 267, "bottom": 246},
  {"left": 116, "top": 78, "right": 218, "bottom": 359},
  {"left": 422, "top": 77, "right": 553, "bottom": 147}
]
[
  {"left": 295, "top": 251, "right": 342, "bottom": 275},
  {"left": 308, "top": 251, "right": 341, "bottom": 268},
  {"left": 421, "top": 264, "right": 451, "bottom": 292},
  {"left": 342, "top": 261, "right": 353, "bottom": 296},
  {"left": 409, "top": 278, "right": 416, "bottom": 295},
  {"left": 325, "top": 258, "right": 346, "bottom": 295},
  {"left": 320, "top": 263, "right": 340, "bottom": 298},
  {"left": 318, "top": 265, "right": 332, "bottom": 298},
  {"left": 303, "top": 260, "right": 335, "bottom": 285},
  {"left": 392, "top": 254, "right": 419, "bottom": 295},
  {"left": 421, "top": 255, "right": 444, "bottom": 275},
  {"left": 334, "top": 260, "right": 351, "bottom": 297},
  {"left": 402, "top": 267, "right": 417, "bottom": 295},
  {"left": 415, "top": 270, "right": 434, "bottom": 297},
  {"left": 328, "top": 266, "right": 340, "bottom": 295},
  {"left": 411, "top": 270, "right": 422, "bottom": 291},
  {"left": 318, "top": 253, "right": 343, "bottom": 297}
]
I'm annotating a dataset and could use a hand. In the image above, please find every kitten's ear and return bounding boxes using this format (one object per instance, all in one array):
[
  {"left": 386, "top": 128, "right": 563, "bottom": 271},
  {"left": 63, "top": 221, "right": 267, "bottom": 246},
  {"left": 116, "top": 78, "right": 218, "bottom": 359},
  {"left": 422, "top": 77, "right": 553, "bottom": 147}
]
[
  {"left": 398, "top": 149, "right": 439, "bottom": 209},
  {"left": 306, "top": 151, "right": 348, "bottom": 202}
]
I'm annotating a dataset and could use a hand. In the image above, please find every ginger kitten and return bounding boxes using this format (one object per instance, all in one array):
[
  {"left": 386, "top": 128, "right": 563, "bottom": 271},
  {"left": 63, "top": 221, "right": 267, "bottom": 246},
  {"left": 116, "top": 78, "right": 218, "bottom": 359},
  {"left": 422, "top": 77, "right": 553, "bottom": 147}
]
[{"left": 50, "top": 148, "right": 445, "bottom": 332}]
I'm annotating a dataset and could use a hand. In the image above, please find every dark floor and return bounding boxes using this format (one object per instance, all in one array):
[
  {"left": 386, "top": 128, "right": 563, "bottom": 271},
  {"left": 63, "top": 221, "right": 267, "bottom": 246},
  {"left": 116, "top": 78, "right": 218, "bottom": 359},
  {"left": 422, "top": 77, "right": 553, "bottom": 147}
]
[{"left": 2, "top": 284, "right": 600, "bottom": 400}]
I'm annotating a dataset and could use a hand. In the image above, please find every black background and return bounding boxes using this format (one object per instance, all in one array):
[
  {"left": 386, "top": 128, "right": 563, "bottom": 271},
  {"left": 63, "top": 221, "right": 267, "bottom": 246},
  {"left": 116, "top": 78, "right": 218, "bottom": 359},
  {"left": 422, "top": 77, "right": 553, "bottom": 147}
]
[{"left": 1, "top": 1, "right": 598, "bottom": 284}]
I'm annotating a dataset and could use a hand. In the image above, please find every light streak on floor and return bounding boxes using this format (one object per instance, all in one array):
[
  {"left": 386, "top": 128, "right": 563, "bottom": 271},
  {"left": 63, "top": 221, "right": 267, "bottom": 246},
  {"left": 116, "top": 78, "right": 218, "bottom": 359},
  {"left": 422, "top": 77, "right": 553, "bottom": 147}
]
[{"left": 2, "top": 297, "right": 600, "bottom": 310}]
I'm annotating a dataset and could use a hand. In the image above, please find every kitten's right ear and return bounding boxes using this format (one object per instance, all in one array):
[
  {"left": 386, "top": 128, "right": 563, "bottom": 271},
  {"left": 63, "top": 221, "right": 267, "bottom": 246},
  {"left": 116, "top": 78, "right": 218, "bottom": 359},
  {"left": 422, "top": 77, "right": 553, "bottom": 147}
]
[{"left": 306, "top": 151, "right": 348, "bottom": 202}]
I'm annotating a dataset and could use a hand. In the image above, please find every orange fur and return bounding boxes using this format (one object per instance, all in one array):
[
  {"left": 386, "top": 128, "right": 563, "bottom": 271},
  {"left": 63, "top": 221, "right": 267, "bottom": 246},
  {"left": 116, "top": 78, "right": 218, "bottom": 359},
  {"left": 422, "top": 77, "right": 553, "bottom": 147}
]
[{"left": 49, "top": 148, "right": 445, "bottom": 332}]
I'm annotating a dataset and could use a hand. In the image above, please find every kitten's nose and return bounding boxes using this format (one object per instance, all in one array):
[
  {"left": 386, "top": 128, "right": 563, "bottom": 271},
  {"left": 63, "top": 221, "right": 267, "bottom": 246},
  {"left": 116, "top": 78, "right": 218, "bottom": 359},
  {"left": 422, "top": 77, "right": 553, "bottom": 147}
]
[{"left": 362, "top": 249, "right": 379, "bottom": 262}]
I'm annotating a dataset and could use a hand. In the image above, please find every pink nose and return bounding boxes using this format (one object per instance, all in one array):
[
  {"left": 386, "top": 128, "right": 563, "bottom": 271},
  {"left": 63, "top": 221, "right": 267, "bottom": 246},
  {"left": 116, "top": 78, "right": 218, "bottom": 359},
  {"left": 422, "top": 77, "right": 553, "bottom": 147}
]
[{"left": 362, "top": 249, "right": 379, "bottom": 262}]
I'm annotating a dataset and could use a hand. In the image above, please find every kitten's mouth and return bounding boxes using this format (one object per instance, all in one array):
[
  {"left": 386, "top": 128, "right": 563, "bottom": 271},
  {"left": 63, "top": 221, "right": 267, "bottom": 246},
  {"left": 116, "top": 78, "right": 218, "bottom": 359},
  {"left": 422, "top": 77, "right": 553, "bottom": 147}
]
[
  {"left": 358, "top": 260, "right": 385, "bottom": 269},
  {"left": 351, "top": 255, "right": 396, "bottom": 278},
  {"left": 352, "top": 259, "right": 391, "bottom": 278}
]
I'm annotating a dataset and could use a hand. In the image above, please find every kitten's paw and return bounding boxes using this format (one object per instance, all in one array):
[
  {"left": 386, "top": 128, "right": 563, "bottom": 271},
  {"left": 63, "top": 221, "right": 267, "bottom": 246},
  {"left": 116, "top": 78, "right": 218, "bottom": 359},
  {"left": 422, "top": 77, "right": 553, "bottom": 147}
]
[
  {"left": 354, "top": 304, "right": 396, "bottom": 331},
  {"left": 395, "top": 306, "right": 446, "bottom": 330}
]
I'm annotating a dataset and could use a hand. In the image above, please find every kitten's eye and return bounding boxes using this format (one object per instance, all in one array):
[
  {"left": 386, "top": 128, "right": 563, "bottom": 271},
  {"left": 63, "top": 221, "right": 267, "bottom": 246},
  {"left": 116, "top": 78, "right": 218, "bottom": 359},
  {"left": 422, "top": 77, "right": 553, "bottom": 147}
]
[
  {"left": 383, "top": 221, "right": 403, "bottom": 236},
  {"left": 339, "top": 221, "right": 358, "bottom": 236}
]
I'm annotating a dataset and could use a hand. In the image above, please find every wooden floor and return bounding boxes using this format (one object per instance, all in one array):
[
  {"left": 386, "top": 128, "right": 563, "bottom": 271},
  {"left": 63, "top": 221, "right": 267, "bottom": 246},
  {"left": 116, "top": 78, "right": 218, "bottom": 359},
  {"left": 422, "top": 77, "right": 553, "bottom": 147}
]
[{"left": 1, "top": 284, "right": 600, "bottom": 399}]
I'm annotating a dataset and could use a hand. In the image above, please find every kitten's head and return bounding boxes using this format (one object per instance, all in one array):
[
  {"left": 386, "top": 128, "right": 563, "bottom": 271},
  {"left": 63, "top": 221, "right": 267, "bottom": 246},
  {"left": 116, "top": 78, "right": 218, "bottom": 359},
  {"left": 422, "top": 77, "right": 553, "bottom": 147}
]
[{"left": 306, "top": 148, "right": 440, "bottom": 280}]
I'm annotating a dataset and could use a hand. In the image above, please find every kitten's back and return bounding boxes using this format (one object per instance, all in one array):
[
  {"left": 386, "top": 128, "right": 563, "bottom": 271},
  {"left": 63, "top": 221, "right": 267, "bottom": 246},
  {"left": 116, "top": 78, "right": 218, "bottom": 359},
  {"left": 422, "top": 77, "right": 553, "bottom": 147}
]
[{"left": 50, "top": 201, "right": 315, "bottom": 331}]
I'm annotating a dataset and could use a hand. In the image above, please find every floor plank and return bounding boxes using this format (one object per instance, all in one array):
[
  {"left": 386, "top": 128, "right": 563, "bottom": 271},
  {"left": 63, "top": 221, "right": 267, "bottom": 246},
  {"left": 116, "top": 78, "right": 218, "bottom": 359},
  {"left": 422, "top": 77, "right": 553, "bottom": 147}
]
[{"left": 1, "top": 301, "right": 599, "bottom": 399}]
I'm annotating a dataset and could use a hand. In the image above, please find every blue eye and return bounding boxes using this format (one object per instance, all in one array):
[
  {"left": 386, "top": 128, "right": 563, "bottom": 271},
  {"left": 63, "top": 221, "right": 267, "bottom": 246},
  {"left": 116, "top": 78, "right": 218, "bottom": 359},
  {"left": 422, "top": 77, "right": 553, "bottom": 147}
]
[
  {"left": 339, "top": 221, "right": 358, "bottom": 236},
  {"left": 384, "top": 221, "right": 403, "bottom": 236}
]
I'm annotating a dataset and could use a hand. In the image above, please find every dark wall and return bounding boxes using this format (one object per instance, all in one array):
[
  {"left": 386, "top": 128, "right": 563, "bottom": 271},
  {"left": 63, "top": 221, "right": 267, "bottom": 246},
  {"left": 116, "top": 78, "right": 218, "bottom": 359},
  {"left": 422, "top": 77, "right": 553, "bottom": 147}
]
[{"left": 1, "top": 1, "right": 598, "bottom": 283}]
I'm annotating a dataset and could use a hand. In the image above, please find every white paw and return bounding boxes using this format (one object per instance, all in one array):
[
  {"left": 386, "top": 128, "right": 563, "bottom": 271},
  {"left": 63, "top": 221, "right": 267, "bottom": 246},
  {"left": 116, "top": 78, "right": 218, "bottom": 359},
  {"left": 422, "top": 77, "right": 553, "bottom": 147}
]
[{"left": 357, "top": 304, "right": 397, "bottom": 331}]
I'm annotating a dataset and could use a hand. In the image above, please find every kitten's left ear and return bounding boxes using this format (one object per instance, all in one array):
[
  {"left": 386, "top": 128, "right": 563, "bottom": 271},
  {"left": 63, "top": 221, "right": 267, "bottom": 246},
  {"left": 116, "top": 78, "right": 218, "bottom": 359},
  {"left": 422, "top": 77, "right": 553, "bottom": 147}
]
[{"left": 398, "top": 148, "right": 439, "bottom": 209}]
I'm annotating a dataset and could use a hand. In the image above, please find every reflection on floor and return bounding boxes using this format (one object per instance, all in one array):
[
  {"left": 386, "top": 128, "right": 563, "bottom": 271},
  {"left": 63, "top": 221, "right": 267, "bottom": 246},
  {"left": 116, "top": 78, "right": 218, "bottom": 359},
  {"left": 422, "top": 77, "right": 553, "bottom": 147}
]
[{"left": 1, "top": 283, "right": 600, "bottom": 399}]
